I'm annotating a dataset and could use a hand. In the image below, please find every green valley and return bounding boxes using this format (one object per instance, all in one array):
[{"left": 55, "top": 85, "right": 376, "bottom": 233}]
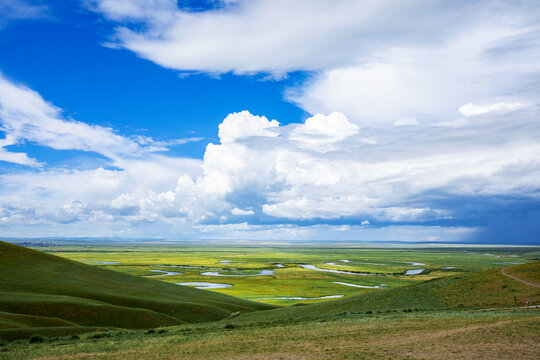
[{"left": 0, "top": 241, "right": 538, "bottom": 359}]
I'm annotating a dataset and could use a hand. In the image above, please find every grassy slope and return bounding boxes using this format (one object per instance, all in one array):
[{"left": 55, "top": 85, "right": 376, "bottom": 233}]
[
  {"left": 0, "top": 311, "right": 77, "bottom": 329},
  {"left": 0, "top": 292, "right": 182, "bottom": 330},
  {"left": 505, "top": 261, "right": 540, "bottom": 285},
  {"left": 1, "top": 261, "right": 538, "bottom": 358},
  {"left": 0, "top": 241, "right": 274, "bottom": 336},
  {"left": 2, "top": 310, "right": 538, "bottom": 359},
  {"left": 233, "top": 262, "right": 540, "bottom": 323}
]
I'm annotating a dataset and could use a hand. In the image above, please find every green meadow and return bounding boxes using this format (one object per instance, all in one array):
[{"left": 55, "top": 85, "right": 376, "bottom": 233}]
[
  {"left": 1, "top": 241, "right": 538, "bottom": 359},
  {"left": 2, "top": 309, "right": 539, "bottom": 360},
  {"left": 44, "top": 244, "right": 535, "bottom": 305}
]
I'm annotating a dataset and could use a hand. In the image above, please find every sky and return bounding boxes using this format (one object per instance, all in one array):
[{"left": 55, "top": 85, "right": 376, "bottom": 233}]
[{"left": 0, "top": 0, "right": 539, "bottom": 244}]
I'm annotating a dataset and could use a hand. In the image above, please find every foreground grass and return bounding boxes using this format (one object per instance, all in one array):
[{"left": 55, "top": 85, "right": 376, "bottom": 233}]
[
  {"left": 1, "top": 309, "right": 538, "bottom": 359},
  {"left": 1, "top": 242, "right": 538, "bottom": 359}
]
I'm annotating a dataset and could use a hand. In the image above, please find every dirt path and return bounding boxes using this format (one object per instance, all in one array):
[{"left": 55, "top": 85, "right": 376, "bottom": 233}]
[
  {"left": 378, "top": 319, "right": 519, "bottom": 347},
  {"left": 501, "top": 268, "right": 540, "bottom": 288}
]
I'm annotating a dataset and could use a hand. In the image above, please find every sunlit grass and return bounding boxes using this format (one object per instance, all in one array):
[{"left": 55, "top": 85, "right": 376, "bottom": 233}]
[{"left": 44, "top": 246, "right": 535, "bottom": 305}]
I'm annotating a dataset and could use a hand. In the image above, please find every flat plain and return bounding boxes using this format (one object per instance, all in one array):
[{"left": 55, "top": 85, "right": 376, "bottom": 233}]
[{"left": 44, "top": 244, "right": 537, "bottom": 305}]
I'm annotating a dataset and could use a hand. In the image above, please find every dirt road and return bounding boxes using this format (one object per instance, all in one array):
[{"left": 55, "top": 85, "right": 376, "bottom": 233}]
[{"left": 501, "top": 268, "right": 540, "bottom": 288}]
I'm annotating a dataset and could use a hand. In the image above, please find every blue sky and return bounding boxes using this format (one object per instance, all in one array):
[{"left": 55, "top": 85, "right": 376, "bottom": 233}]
[{"left": 0, "top": 0, "right": 539, "bottom": 244}]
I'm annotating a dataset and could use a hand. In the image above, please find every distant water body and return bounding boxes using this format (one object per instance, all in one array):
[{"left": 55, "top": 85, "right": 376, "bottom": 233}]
[
  {"left": 405, "top": 269, "right": 425, "bottom": 275},
  {"left": 253, "top": 295, "right": 344, "bottom": 300},
  {"left": 333, "top": 282, "right": 386, "bottom": 288},
  {"left": 176, "top": 282, "right": 232, "bottom": 289},
  {"left": 145, "top": 270, "right": 183, "bottom": 277},
  {"left": 202, "top": 269, "right": 274, "bottom": 277}
]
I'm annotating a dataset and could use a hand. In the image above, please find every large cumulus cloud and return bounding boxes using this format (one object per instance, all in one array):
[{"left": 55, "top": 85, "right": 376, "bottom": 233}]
[
  {"left": 1, "top": 106, "right": 539, "bottom": 241},
  {"left": 104, "top": 109, "right": 540, "bottom": 228},
  {"left": 1, "top": 1, "right": 539, "bottom": 242}
]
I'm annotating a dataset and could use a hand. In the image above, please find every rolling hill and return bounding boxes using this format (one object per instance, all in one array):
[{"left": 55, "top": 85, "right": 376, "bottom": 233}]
[
  {"left": 1, "top": 240, "right": 538, "bottom": 348},
  {"left": 231, "top": 261, "right": 540, "bottom": 324},
  {"left": 2, "top": 260, "right": 538, "bottom": 359},
  {"left": 0, "top": 241, "right": 274, "bottom": 340}
]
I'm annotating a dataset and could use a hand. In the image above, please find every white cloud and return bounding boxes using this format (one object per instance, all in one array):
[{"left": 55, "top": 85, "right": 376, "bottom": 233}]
[
  {"left": 218, "top": 110, "right": 279, "bottom": 143},
  {"left": 179, "top": 223, "right": 477, "bottom": 242},
  {"left": 433, "top": 118, "right": 469, "bottom": 128},
  {"left": 458, "top": 102, "right": 526, "bottom": 117},
  {"left": 287, "top": 63, "right": 441, "bottom": 126},
  {"left": 1, "top": 108, "right": 538, "bottom": 241},
  {"left": 0, "top": 154, "right": 202, "bottom": 219},
  {"left": 2, "top": 1, "right": 539, "bottom": 241},
  {"left": 0, "top": 75, "right": 204, "bottom": 228},
  {"left": 106, "top": 110, "right": 540, "bottom": 226},
  {"left": 88, "top": 1, "right": 540, "bottom": 128},
  {"left": 289, "top": 112, "right": 358, "bottom": 151},
  {"left": 231, "top": 208, "right": 255, "bottom": 216},
  {"left": 0, "top": 148, "right": 40, "bottom": 167},
  {"left": 89, "top": 0, "right": 406, "bottom": 74},
  {"left": 86, "top": 0, "right": 177, "bottom": 22},
  {"left": 0, "top": 0, "right": 49, "bottom": 27},
  {"left": 0, "top": 74, "right": 138, "bottom": 162},
  {"left": 0, "top": 74, "right": 200, "bottom": 167},
  {"left": 287, "top": 24, "right": 540, "bottom": 126},
  {"left": 393, "top": 117, "right": 418, "bottom": 126},
  {"left": 89, "top": 1, "right": 533, "bottom": 76},
  {"left": 0, "top": 133, "right": 40, "bottom": 167}
]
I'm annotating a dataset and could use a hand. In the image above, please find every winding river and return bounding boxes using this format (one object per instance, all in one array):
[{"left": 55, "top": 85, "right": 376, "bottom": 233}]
[
  {"left": 299, "top": 264, "right": 372, "bottom": 275},
  {"left": 333, "top": 281, "right": 386, "bottom": 288},
  {"left": 201, "top": 269, "right": 274, "bottom": 277},
  {"left": 405, "top": 269, "right": 425, "bottom": 275},
  {"left": 301, "top": 264, "right": 426, "bottom": 276},
  {"left": 252, "top": 295, "right": 344, "bottom": 300},
  {"left": 145, "top": 270, "right": 183, "bottom": 277},
  {"left": 176, "top": 282, "right": 232, "bottom": 289}
]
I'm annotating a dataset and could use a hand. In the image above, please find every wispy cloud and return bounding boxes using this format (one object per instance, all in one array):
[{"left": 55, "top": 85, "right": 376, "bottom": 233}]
[
  {"left": 0, "top": 74, "right": 201, "bottom": 166},
  {"left": 88, "top": 1, "right": 540, "bottom": 129},
  {"left": 0, "top": 133, "right": 41, "bottom": 167},
  {"left": 0, "top": 75, "right": 203, "bottom": 230},
  {"left": 0, "top": 0, "right": 49, "bottom": 27},
  {"left": 458, "top": 102, "right": 526, "bottom": 117},
  {"left": 87, "top": 0, "right": 512, "bottom": 75}
]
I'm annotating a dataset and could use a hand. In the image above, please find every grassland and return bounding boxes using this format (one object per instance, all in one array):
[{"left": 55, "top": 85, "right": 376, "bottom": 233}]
[
  {"left": 43, "top": 244, "right": 537, "bottom": 305},
  {"left": 0, "top": 241, "right": 274, "bottom": 339},
  {"left": 0, "top": 310, "right": 536, "bottom": 359},
  {"left": 1, "top": 242, "right": 538, "bottom": 359}
]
